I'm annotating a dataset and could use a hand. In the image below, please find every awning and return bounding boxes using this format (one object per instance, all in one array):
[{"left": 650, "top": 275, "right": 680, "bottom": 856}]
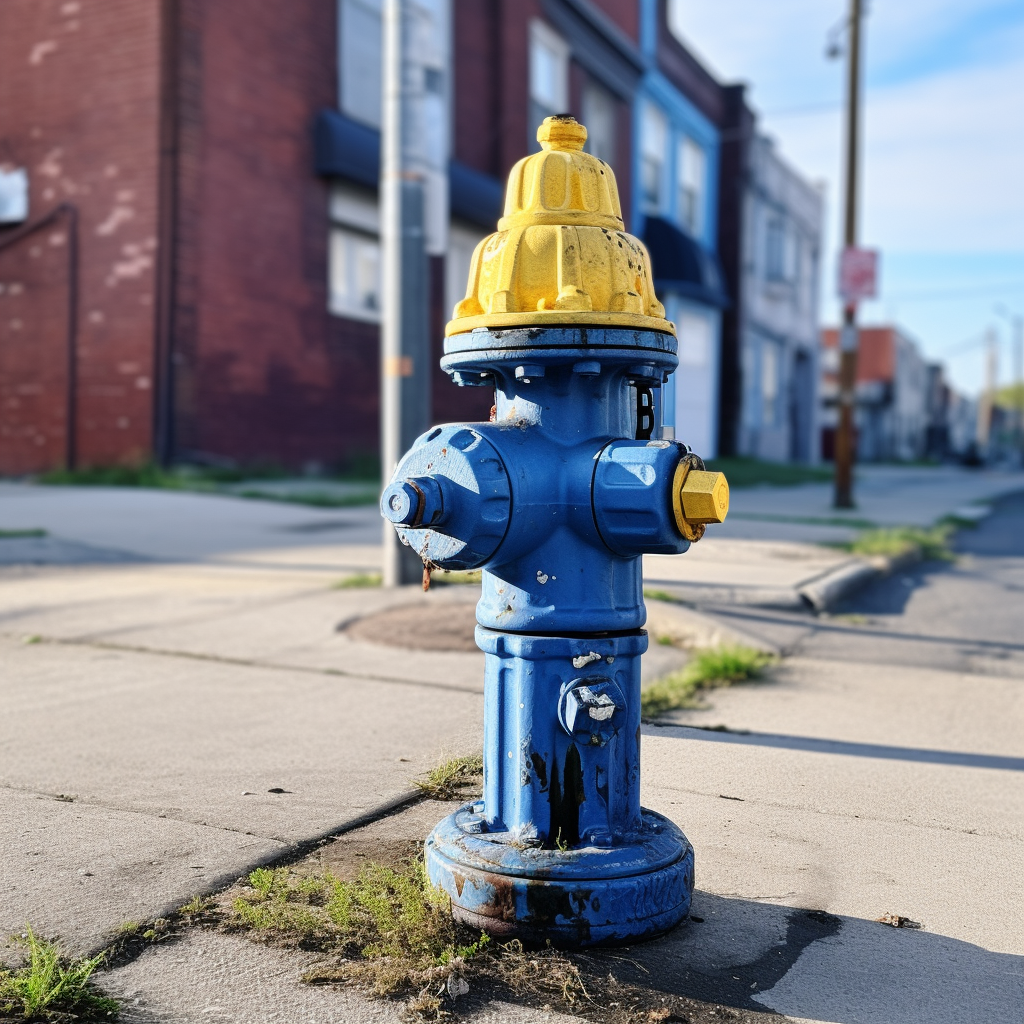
[
  {"left": 313, "top": 109, "right": 502, "bottom": 231},
  {"left": 642, "top": 216, "right": 730, "bottom": 309}
]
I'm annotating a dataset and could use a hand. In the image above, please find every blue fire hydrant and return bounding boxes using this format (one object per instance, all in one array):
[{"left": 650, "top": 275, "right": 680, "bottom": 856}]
[{"left": 381, "top": 116, "right": 729, "bottom": 946}]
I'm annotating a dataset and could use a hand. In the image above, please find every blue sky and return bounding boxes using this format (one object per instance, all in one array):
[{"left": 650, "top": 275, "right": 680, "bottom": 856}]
[{"left": 669, "top": 0, "right": 1024, "bottom": 395}]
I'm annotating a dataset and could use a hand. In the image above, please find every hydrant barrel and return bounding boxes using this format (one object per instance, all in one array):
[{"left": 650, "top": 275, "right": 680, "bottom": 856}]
[{"left": 382, "top": 115, "right": 729, "bottom": 946}]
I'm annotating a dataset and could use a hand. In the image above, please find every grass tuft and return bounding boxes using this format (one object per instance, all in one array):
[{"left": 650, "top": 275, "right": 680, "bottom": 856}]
[
  {"left": 641, "top": 645, "right": 774, "bottom": 719},
  {"left": 412, "top": 754, "right": 484, "bottom": 801},
  {"left": 0, "top": 927, "right": 119, "bottom": 1021},
  {"left": 704, "top": 456, "right": 833, "bottom": 489},
  {"left": 839, "top": 523, "right": 954, "bottom": 562},
  {"left": 36, "top": 463, "right": 379, "bottom": 509},
  {"left": 228, "top": 860, "right": 491, "bottom": 1000},
  {"left": 334, "top": 573, "right": 383, "bottom": 589}
]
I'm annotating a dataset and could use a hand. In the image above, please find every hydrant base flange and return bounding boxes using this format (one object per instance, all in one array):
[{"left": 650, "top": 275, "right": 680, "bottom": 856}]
[{"left": 425, "top": 805, "right": 694, "bottom": 947}]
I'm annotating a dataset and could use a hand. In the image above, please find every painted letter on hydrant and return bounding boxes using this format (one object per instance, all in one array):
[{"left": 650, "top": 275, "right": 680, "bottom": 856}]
[{"left": 381, "top": 116, "right": 729, "bottom": 946}]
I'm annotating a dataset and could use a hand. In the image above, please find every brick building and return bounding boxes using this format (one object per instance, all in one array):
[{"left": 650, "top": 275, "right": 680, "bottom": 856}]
[
  {"left": 820, "top": 325, "right": 930, "bottom": 462},
  {"left": 0, "top": 0, "right": 647, "bottom": 475},
  {"left": 1, "top": 0, "right": 818, "bottom": 475}
]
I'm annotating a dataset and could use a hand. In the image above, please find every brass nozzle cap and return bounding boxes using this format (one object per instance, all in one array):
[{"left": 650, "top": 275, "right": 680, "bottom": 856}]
[{"left": 672, "top": 462, "right": 729, "bottom": 542}]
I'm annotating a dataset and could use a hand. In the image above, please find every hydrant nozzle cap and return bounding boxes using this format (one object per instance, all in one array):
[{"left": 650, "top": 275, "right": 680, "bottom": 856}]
[
  {"left": 672, "top": 462, "right": 729, "bottom": 542},
  {"left": 445, "top": 116, "right": 674, "bottom": 337}
]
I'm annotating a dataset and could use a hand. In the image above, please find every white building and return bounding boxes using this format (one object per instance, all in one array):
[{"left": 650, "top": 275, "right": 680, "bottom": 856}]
[{"left": 735, "top": 136, "right": 824, "bottom": 463}]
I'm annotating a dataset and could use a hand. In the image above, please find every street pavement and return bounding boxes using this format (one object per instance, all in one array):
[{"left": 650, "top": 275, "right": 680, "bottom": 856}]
[{"left": 0, "top": 465, "right": 1022, "bottom": 1022}]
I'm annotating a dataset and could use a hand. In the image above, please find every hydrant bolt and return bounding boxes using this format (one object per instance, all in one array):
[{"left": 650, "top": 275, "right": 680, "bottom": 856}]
[{"left": 380, "top": 476, "right": 447, "bottom": 528}]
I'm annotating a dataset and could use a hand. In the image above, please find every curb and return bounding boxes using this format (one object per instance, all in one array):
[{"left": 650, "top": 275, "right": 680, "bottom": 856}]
[
  {"left": 797, "top": 549, "right": 921, "bottom": 612},
  {"left": 646, "top": 549, "right": 921, "bottom": 616}
]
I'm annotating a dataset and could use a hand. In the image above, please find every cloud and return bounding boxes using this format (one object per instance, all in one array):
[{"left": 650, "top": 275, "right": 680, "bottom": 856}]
[{"left": 773, "top": 55, "right": 1024, "bottom": 253}]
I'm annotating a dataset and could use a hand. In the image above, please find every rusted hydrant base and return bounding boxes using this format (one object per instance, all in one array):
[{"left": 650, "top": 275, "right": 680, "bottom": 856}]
[{"left": 425, "top": 804, "right": 694, "bottom": 947}]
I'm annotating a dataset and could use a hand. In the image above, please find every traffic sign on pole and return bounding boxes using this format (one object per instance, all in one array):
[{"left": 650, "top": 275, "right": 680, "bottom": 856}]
[{"left": 838, "top": 246, "right": 878, "bottom": 304}]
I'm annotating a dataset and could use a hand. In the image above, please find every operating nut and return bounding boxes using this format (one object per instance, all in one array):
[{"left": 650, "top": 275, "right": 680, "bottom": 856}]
[{"left": 672, "top": 460, "right": 729, "bottom": 542}]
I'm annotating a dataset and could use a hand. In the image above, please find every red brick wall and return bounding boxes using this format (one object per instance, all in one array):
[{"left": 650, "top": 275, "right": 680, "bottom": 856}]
[
  {"left": 167, "top": 0, "right": 493, "bottom": 472},
  {"left": 171, "top": 0, "right": 378, "bottom": 470},
  {"left": 0, "top": 0, "right": 161, "bottom": 473}
]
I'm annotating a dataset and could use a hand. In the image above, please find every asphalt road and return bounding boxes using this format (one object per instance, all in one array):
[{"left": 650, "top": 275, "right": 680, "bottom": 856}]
[{"left": 705, "top": 488, "right": 1024, "bottom": 680}]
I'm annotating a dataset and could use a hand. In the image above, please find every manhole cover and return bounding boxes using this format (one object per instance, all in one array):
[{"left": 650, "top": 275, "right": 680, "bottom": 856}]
[{"left": 343, "top": 601, "right": 479, "bottom": 652}]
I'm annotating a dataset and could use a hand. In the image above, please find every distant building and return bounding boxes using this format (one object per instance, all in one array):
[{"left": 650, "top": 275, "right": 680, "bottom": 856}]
[
  {"left": 820, "top": 325, "right": 931, "bottom": 462},
  {"left": 732, "top": 136, "right": 823, "bottom": 463}
]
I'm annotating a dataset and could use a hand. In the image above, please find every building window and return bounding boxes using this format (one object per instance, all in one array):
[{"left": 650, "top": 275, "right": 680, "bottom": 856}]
[
  {"left": 446, "top": 222, "right": 486, "bottom": 321},
  {"left": 678, "top": 310, "right": 711, "bottom": 368},
  {"left": 330, "top": 228, "right": 381, "bottom": 321},
  {"left": 762, "top": 341, "right": 779, "bottom": 425},
  {"left": 328, "top": 184, "right": 381, "bottom": 322},
  {"left": 677, "top": 137, "right": 705, "bottom": 236},
  {"left": 641, "top": 103, "right": 667, "bottom": 213},
  {"left": 765, "top": 217, "right": 786, "bottom": 282},
  {"left": 339, "top": 0, "right": 383, "bottom": 128},
  {"left": 529, "top": 20, "right": 569, "bottom": 145},
  {"left": 582, "top": 81, "right": 617, "bottom": 166}
]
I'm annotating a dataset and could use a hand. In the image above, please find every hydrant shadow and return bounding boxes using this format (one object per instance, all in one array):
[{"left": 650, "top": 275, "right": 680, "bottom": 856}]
[{"left": 599, "top": 890, "right": 1024, "bottom": 1023}]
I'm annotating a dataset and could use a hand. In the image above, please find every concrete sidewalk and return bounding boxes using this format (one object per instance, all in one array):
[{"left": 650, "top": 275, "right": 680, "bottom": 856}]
[{"left": 1, "top": 469, "right": 1022, "bottom": 1021}]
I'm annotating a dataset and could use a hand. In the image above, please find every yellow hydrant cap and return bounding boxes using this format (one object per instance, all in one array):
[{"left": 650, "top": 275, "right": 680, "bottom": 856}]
[
  {"left": 672, "top": 461, "right": 729, "bottom": 542},
  {"left": 446, "top": 116, "right": 674, "bottom": 337}
]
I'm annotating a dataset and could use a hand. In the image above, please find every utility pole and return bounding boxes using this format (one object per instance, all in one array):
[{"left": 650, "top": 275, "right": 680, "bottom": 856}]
[
  {"left": 380, "top": 0, "right": 448, "bottom": 585},
  {"left": 833, "top": 0, "right": 863, "bottom": 508}
]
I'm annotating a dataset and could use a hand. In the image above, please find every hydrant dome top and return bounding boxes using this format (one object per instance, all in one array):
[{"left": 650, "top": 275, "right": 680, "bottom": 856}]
[{"left": 446, "top": 115, "right": 675, "bottom": 337}]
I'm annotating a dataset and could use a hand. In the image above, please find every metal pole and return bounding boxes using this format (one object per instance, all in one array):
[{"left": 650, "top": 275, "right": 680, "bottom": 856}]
[
  {"left": 833, "top": 0, "right": 862, "bottom": 508},
  {"left": 381, "top": 0, "right": 432, "bottom": 585}
]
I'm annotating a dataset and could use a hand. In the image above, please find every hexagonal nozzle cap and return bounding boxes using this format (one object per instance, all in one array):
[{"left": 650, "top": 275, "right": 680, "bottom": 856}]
[{"left": 680, "top": 470, "right": 729, "bottom": 525}]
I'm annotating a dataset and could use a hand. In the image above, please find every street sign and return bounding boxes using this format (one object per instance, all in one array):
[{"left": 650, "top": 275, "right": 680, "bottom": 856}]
[{"left": 838, "top": 246, "right": 878, "bottom": 303}]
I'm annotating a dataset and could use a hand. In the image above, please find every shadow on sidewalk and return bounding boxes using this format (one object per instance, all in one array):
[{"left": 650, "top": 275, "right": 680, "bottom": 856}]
[
  {"left": 600, "top": 890, "right": 1023, "bottom": 1024},
  {"left": 648, "top": 722, "right": 1024, "bottom": 772}
]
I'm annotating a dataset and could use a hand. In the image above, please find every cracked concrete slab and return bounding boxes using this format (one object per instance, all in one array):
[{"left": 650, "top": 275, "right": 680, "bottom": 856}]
[
  {"left": 0, "top": 633, "right": 482, "bottom": 957},
  {"left": 0, "top": 788, "right": 285, "bottom": 959},
  {"left": 100, "top": 930, "right": 587, "bottom": 1023}
]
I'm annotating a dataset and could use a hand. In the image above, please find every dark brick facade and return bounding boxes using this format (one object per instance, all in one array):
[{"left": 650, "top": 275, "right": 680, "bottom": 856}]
[
  {"left": 0, "top": 0, "right": 643, "bottom": 474},
  {"left": 0, "top": 0, "right": 161, "bottom": 473},
  {"left": 167, "top": 0, "right": 387, "bottom": 470}
]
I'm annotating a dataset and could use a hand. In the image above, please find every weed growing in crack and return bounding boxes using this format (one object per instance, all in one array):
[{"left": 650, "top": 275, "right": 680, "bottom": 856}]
[
  {"left": 641, "top": 645, "right": 774, "bottom": 719},
  {"left": 412, "top": 753, "right": 483, "bottom": 801},
  {"left": 0, "top": 927, "right": 119, "bottom": 1022},
  {"left": 226, "top": 859, "right": 501, "bottom": 1008}
]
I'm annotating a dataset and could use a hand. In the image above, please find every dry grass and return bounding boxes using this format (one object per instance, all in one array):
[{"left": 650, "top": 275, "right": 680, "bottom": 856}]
[{"left": 412, "top": 754, "right": 484, "bottom": 801}]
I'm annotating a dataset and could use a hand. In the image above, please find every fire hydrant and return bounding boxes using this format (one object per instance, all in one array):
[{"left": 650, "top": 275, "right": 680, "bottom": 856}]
[{"left": 381, "top": 116, "right": 729, "bottom": 945}]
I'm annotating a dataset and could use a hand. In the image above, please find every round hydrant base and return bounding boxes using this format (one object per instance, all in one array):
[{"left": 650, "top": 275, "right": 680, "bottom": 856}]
[{"left": 425, "top": 804, "right": 694, "bottom": 947}]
